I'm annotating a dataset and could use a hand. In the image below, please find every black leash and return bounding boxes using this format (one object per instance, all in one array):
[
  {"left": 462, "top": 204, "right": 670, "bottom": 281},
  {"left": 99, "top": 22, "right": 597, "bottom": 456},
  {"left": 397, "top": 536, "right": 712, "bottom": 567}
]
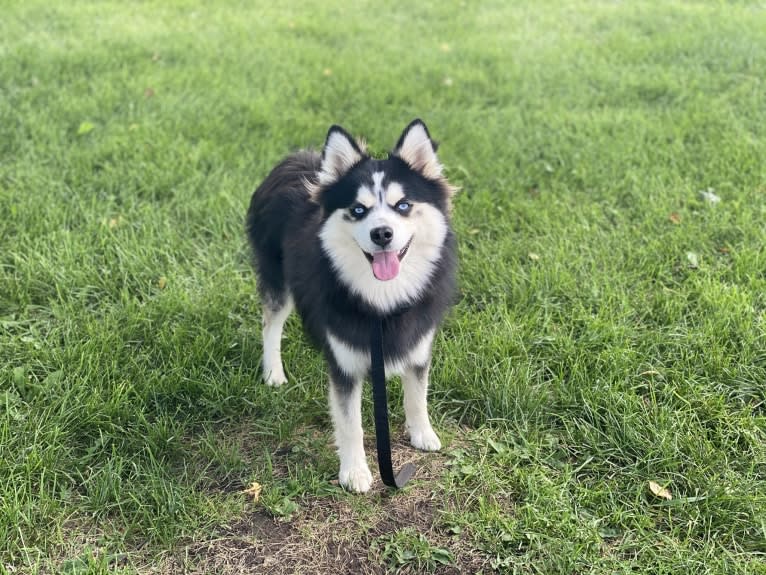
[{"left": 370, "top": 318, "right": 416, "bottom": 489}]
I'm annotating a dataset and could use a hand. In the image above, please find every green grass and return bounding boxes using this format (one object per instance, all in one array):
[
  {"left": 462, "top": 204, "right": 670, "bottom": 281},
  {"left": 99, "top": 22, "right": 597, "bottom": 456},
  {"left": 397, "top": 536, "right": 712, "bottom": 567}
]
[{"left": 2, "top": 0, "right": 766, "bottom": 573}]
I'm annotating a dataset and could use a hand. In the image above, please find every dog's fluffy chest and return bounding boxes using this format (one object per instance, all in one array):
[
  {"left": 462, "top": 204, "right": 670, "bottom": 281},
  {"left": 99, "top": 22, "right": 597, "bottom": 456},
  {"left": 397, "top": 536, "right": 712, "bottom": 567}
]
[{"left": 326, "top": 328, "right": 435, "bottom": 378}]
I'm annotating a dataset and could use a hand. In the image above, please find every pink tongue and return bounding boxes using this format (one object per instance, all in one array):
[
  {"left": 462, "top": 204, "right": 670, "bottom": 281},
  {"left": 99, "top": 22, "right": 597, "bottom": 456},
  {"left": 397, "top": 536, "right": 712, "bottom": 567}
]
[{"left": 371, "top": 251, "right": 400, "bottom": 281}]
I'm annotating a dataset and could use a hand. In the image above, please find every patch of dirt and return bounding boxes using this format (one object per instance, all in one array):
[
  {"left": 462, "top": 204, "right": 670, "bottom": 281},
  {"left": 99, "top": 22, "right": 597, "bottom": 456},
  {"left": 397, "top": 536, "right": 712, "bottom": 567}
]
[
  {"left": 37, "top": 428, "right": 490, "bottom": 574},
  {"left": 158, "top": 433, "right": 491, "bottom": 575}
]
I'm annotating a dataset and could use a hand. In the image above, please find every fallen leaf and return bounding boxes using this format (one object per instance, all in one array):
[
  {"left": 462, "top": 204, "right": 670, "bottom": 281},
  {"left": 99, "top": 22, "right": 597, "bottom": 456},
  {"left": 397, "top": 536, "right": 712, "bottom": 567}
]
[
  {"left": 717, "top": 246, "right": 731, "bottom": 254},
  {"left": 108, "top": 215, "right": 121, "bottom": 229},
  {"left": 77, "top": 121, "right": 95, "bottom": 136},
  {"left": 157, "top": 276, "right": 167, "bottom": 290},
  {"left": 648, "top": 481, "right": 672, "bottom": 500},
  {"left": 243, "top": 482, "right": 262, "bottom": 502},
  {"left": 686, "top": 251, "right": 699, "bottom": 268},
  {"left": 442, "top": 76, "right": 453, "bottom": 87},
  {"left": 639, "top": 370, "right": 661, "bottom": 377},
  {"left": 669, "top": 212, "right": 681, "bottom": 224},
  {"left": 322, "top": 68, "right": 332, "bottom": 76},
  {"left": 528, "top": 252, "right": 540, "bottom": 261},
  {"left": 151, "top": 52, "right": 161, "bottom": 62},
  {"left": 699, "top": 188, "right": 721, "bottom": 204},
  {"left": 440, "top": 42, "right": 451, "bottom": 52},
  {"left": 144, "top": 87, "right": 155, "bottom": 98},
  {"left": 468, "top": 228, "right": 480, "bottom": 235}
]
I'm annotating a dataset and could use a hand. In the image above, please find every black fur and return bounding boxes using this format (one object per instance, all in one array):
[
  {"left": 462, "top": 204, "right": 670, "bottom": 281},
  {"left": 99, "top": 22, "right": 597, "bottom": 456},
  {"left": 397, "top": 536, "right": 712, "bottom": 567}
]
[{"left": 246, "top": 135, "right": 457, "bottom": 388}]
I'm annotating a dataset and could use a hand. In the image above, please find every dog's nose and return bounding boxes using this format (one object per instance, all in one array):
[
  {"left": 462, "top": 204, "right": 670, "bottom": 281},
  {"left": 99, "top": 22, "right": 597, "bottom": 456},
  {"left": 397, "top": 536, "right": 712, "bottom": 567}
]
[{"left": 370, "top": 226, "right": 394, "bottom": 247}]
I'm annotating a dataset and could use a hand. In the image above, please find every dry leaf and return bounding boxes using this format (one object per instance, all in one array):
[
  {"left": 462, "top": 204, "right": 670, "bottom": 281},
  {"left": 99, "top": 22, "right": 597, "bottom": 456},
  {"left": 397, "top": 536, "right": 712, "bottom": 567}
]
[
  {"left": 648, "top": 480, "right": 672, "bottom": 500},
  {"left": 322, "top": 68, "right": 332, "bottom": 76},
  {"left": 144, "top": 87, "right": 155, "bottom": 98},
  {"left": 157, "top": 276, "right": 167, "bottom": 289},
  {"left": 528, "top": 252, "right": 540, "bottom": 261},
  {"left": 109, "top": 216, "right": 121, "bottom": 229},
  {"left": 442, "top": 76, "right": 453, "bottom": 87},
  {"left": 669, "top": 212, "right": 681, "bottom": 224},
  {"left": 243, "top": 481, "right": 262, "bottom": 502},
  {"left": 151, "top": 52, "right": 161, "bottom": 62},
  {"left": 440, "top": 42, "right": 451, "bottom": 52},
  {"left": 468, "top": 228, "right": 480, "bottom": 235}
]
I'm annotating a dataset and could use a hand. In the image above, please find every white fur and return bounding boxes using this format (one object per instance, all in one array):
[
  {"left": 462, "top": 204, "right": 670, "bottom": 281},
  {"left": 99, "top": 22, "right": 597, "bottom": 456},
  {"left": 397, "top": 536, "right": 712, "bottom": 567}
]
[
  {"left": 357, "top": 173, "right": 403, "bottom": 208},
  {"left": 403, "top": 364, "right": 441, "bottom": 451},
  {"left": 329, "top": 379, "right": 372, "bottom": 492},
  {"left": 372, "top": 171, "right": 385, "bottom": 201},
  {"left": 319, "top": 180, "right": 449, "bottom": 314},
  {"left": 261, "top": 296, "right": 294, "bottom": 386},
  {"left": 318, "top": 130, "right": 364, "bottom": 187},
  {"left": 327, "top": 328, "right": 435, "bottom": 379},
  {"left": 384, "top": 181, "right": 404, "bottom": 205},
  {"left": 327, "top": 332, "right": 369, "bottom": 378},
  {"left": 394, "top": 123, "right": 443, "bottom": 180}
]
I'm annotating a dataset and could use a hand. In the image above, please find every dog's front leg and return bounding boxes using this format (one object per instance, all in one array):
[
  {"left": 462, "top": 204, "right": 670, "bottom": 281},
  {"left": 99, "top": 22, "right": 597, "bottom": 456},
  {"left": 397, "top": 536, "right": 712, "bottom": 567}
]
[
  {"left": 329, "top": 371, "right": 373, "bottom": 492},
  {"left": 403, "top": 363, "right": 441, "bottom": 451}
]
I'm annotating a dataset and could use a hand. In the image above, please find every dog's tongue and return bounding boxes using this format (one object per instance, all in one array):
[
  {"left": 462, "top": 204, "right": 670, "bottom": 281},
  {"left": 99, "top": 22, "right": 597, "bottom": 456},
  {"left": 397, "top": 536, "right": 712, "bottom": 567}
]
[{"left": 371, "top": 251, "right": 400, "bottom": 281}]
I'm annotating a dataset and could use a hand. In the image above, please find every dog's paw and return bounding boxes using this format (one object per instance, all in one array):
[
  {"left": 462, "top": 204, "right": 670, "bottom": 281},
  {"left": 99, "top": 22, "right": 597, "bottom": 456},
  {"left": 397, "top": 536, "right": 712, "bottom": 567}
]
[
  {"left": 339, "top": 464, "right": 373, "bottom": 493},
  {"left": 409, "top": 426, "right": 442, "bottom": 452},
  {"left": 263, "top": 365, "right": 287, "bottom": 387}
]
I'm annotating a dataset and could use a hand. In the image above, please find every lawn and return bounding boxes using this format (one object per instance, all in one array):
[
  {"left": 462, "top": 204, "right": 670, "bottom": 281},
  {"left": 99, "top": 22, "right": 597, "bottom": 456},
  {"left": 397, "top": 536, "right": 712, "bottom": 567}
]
[{"left": 2, "top": 0, "right": 766, "bottom": 573}]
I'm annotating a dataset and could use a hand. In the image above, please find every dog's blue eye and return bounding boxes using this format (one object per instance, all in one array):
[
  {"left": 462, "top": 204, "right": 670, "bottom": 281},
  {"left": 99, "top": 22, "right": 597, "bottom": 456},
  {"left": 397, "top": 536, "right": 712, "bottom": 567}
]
[
  {"left": 350, "top": 204, "right": 367, "bottom": 218},
  {"left": 396, "top": 201, "right": 411, "bottom": 213}
]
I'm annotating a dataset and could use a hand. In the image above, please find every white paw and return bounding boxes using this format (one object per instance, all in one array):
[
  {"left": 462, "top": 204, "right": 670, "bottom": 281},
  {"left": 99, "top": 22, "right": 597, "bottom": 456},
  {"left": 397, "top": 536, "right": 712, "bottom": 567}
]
[
  {"left": 409, "top": 426, "right": 442, "bottom": 451},
  {"left": 263, "top": 364, "right": 287, "bottom": 387},
  {"left": 339, "top": 464, "right": 373, "bottom": 493}
]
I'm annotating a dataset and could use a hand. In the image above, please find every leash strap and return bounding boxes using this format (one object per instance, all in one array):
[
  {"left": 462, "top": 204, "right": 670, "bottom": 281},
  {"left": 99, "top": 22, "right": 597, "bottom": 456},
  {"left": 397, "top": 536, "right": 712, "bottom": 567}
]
[{"left": 370, "top": 318, "right": 415, "bottom": 489}]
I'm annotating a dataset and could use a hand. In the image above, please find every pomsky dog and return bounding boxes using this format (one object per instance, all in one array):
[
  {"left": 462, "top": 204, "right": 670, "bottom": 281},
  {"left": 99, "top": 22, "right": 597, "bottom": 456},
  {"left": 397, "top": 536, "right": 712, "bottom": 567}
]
[{"left": 246, "top": 120, "right": 457, "bottom": 492}]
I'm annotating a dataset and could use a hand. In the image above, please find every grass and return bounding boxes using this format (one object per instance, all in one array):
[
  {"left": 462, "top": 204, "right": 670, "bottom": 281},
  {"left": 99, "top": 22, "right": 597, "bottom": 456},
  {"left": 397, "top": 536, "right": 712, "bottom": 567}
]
[{"left": 2, "top": 0, "right": 766, "bottom": 572}]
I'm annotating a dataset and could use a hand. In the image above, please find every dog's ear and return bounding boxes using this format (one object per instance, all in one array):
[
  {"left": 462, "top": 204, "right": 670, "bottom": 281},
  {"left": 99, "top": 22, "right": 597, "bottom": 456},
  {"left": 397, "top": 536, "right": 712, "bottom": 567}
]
[
  {"left": 392, "top": 119, "right": 443, "bottom": 180},
  {"left": 317, "top": 125, "right": 366, "bottom": 188}
]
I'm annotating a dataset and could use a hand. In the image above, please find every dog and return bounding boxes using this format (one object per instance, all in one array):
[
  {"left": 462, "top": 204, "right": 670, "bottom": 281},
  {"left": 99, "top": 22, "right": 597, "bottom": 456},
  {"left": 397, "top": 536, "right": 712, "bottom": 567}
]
[{"left": 246, "top": 119, "right": 457, "bottom": 492}]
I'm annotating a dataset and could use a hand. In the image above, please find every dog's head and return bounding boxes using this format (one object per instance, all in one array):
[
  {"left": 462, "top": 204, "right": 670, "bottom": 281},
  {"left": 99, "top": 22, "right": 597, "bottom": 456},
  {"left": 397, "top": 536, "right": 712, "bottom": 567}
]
[{"left": 308, "top": 120, "right": 457, "bottom": 313}]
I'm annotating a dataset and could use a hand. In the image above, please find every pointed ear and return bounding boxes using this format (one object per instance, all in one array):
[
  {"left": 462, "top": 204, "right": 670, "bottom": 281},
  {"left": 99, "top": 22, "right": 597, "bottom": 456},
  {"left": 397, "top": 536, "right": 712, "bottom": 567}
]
[
  {"left": 317, "top": 125, "right": 366, "bottom": 187},
  {"left": 392, "top": 119, "right": 443, "bottom": 179}
]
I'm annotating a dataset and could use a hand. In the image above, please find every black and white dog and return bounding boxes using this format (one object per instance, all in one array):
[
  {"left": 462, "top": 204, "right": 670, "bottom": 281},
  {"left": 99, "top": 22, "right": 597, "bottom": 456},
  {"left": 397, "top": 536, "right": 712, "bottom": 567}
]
[{"left": 246, "top": 120, "right": 457, "bottom": 492}]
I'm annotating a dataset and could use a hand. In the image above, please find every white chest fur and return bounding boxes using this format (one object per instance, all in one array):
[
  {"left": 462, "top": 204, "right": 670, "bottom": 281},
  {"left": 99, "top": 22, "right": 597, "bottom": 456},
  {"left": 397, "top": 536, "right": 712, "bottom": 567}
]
[{"left": 326, "top": 329, "right": 435, "bottom": 379}]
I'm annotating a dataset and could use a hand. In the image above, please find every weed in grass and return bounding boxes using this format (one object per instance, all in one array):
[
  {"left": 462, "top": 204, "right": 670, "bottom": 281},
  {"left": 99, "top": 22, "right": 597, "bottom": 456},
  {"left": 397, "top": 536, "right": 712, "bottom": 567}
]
[{"left": 372, "top": 527, "right": 455, "bottom": 573}]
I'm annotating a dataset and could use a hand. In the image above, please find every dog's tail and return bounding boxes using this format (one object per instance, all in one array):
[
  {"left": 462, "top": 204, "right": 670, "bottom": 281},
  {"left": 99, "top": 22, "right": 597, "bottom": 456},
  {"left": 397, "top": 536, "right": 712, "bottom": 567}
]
[{"left": 246, "top": 151, "right": 321, "bottom": 298}]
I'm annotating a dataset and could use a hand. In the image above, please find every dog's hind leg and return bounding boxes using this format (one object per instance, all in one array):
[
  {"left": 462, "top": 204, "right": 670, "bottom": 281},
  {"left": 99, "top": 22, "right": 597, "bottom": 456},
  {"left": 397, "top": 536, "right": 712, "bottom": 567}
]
[{"left": 261, "top": 294, "right": 293, "bottom": 386}]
